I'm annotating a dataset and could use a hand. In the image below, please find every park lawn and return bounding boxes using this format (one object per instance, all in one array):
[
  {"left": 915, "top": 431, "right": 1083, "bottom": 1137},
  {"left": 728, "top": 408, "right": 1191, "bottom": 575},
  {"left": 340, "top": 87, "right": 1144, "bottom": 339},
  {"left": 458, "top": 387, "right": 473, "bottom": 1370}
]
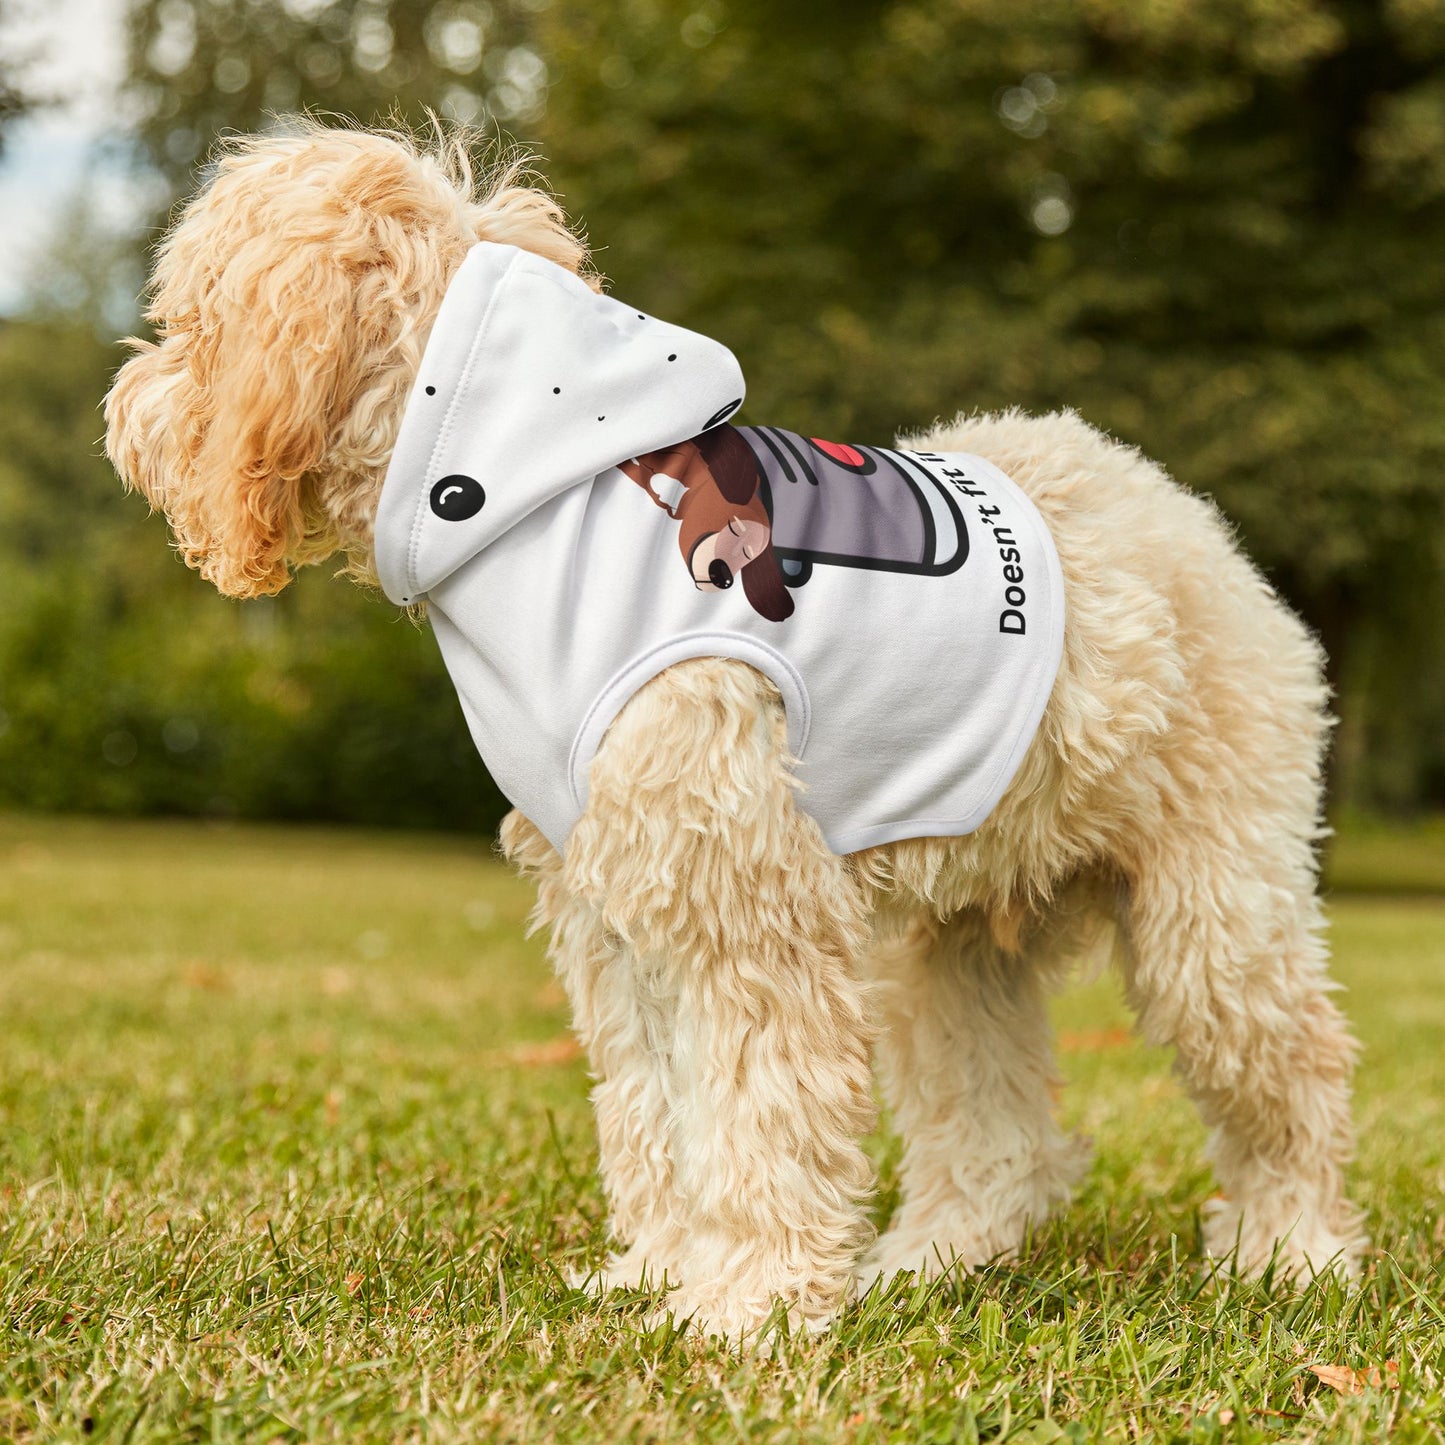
[
  {"left": 1, "top": 813, "right": 1443, "bottom": 1444},
  {"left": 1324, "top": 812, "right": 1445, "bottom": 896}
]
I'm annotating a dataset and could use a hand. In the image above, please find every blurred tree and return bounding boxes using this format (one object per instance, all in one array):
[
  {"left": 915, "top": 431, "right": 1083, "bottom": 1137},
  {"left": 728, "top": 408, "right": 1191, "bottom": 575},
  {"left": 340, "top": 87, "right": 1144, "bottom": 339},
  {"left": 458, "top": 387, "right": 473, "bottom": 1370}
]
[
  {"left": 13, "top": 0, "right": 1438, "bottom": 823},
  {"left": 4, "top": 0, "right": 561, "bottom": 831},
  {"left": 0, "top": 0, "right": 37, "bottom": 151},
  {"left": 125, "top": 0, "right": 549, "bottom": 191},
  {"left": 533, "top": 0, "right": 1445, "bottom": 808},
  {"left": 0, "top": 317, "right": 508, "bottom": 830}
]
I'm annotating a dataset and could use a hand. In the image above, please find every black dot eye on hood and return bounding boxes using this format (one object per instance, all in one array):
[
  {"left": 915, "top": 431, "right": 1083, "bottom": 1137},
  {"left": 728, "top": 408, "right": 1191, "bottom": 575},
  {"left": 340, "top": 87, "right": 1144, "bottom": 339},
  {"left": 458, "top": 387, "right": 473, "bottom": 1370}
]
[{"left": 430, "top": 474, "right": 486, "bottom": 521}]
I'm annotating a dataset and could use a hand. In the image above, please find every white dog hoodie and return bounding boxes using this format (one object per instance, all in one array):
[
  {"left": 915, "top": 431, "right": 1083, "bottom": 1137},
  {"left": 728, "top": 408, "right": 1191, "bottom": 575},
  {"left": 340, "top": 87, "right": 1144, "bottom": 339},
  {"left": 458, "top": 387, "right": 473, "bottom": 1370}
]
[{"left": 373, "top": 243, "right": 1064, "bottom": 855}]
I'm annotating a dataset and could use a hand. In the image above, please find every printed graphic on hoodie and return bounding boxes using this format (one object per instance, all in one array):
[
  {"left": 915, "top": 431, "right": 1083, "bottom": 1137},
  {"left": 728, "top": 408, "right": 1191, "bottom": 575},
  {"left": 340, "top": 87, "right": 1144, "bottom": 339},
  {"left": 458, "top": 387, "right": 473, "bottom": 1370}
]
[{"left": 620, "top": 423, "right": 971, "bottom": 622}]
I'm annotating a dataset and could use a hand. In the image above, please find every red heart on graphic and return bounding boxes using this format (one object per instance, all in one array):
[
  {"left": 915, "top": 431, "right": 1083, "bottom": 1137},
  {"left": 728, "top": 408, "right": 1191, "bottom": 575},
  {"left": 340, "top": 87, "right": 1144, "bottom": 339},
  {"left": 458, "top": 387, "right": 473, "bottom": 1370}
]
[{"left": 810, "top": 438, "right": 866, "bottom": 468}]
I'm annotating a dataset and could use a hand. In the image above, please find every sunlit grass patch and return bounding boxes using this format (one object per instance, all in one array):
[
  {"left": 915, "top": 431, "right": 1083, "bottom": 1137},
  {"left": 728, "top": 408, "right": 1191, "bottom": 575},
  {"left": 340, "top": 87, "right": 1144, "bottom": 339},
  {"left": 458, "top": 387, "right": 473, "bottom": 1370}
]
[{"left": 2, "top": 813, "right": 1443, "bottom": 1442}]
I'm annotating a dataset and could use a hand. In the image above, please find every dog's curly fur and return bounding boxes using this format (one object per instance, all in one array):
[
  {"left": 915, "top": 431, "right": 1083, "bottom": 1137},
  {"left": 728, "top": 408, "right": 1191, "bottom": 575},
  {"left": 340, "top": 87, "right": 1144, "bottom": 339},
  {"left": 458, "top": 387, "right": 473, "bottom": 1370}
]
[{"left": 105, "top": 122, "right": 1365, "bottom": 1342}]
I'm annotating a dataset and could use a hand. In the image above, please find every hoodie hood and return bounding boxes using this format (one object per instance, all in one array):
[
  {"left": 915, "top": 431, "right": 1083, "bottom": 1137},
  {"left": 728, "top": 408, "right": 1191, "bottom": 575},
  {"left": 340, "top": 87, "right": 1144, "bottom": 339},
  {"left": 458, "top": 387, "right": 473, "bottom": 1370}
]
[{"left": 373, "top": 243, "right": 746, "bottom": 605}]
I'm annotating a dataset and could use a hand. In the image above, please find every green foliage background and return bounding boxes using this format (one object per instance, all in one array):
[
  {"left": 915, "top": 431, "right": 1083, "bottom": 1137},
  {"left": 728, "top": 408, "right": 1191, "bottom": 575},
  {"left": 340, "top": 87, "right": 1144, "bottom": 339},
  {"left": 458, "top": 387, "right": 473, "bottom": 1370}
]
[{"left": 3, "top": 0, "right": 1444, "bottom": 827}]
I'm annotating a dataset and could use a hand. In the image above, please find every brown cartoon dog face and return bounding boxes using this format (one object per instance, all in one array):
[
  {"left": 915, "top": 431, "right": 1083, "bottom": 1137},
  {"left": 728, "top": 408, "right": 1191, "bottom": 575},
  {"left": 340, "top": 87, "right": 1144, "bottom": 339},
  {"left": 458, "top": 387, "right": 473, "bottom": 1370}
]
[{"left": 620, "top": 424, "right": 794, "bottom": 621}]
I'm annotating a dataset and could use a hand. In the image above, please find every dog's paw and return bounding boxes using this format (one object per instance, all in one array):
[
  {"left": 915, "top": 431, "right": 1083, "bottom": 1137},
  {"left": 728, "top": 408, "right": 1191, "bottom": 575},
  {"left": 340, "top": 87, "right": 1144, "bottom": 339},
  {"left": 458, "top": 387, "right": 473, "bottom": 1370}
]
[
  {"left": 860, "top": 1132, "right": 1092, "bottom": 1295},
  {"left": 860, "top": 1194, "right": 1059, "bottom": 1290},
  {"left": 856, "top": 1232, "right": 996, "bottom": 1295},
  {"left": 1202, "top": 1196, "right": 1367, "bottom": 1283},
  {"left": 645, "top": 1287, "right": 837, "bottom": 1350},
  {"left": 570, "top": 1245, "right": 675, "bottom": 1296}
]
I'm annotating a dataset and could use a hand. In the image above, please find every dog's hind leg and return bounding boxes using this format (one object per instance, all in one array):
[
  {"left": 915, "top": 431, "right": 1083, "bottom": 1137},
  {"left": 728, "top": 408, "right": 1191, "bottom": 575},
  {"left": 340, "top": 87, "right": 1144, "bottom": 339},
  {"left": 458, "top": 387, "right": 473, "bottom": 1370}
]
[
  {"left": 1101, "top": 569, "right": 1365, "bottom": 1280},
  {"left": 1119, "top": 829, "right": 1365, "bottom": 1280},
  {"left": 565, "top": 658, "right": 878, "bottom": 1342},
  {"left": 859, "top": 908, "right": 1089, "bottom": 1288}
]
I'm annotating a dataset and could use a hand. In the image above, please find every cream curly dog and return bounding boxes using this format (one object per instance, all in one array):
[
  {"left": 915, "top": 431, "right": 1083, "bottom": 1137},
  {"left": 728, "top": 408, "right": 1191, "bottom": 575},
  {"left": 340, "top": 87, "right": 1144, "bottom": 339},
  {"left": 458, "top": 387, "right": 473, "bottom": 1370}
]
[{"left": 105, "top": 124, "right": 1365, "bottom": 1342}]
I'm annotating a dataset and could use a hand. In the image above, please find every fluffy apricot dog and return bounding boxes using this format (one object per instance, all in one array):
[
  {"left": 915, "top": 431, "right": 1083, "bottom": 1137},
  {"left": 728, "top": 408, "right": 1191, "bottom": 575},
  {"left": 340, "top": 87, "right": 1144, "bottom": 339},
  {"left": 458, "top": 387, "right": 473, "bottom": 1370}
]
[{"left": 106, "top": 123, "right": 1364, "bottom": 1342}]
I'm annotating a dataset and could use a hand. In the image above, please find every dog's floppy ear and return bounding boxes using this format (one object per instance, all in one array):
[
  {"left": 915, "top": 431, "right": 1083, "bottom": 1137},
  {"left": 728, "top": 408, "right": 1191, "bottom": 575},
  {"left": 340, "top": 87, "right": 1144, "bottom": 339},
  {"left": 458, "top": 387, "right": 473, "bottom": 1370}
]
[
  {"left": 182, "top": 250, "right": 344, "bottom": 597},
  {"left": 106, "top": 227, "right": 354, "bottom": 599},
  {"left": 106, "top": 333, "right": 197, "bottom": 545},
  {"left": 742, "top": 544, "right": 795, "bottom": 622},
  {"left": 694, "top": 423, "right": 762, "bottom": 506}
]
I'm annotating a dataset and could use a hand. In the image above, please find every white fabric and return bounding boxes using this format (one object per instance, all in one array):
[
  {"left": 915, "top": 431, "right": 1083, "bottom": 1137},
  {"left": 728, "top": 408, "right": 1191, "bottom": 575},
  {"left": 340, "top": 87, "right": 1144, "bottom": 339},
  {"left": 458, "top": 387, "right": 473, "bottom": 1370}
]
[{"left": 374, "top": 242, "right": 1065, "bottom": 855}]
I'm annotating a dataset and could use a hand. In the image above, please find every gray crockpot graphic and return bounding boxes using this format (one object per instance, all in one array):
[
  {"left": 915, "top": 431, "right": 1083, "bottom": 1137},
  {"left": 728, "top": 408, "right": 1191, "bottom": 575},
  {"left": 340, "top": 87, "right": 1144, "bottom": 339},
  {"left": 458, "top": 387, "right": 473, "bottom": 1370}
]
[{"left": 735, "top": 427, "right": 969, "bottom": 588}]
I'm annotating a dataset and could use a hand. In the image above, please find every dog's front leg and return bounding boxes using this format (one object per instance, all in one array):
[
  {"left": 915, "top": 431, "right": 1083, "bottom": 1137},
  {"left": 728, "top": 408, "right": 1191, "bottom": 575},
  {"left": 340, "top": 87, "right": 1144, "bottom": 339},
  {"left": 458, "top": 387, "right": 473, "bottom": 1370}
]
[
  {"left": 566, "top": 659, "right": 878, "bottom": 1343},
  {"left": 501, "top": 810, "right": 686, "bottom": 1289}
]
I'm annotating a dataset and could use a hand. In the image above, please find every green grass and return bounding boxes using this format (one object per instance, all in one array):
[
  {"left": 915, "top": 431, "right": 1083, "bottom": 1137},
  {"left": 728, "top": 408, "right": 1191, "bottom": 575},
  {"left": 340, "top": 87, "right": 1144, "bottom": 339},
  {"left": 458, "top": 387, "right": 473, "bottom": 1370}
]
[
  {"left": 2, "top": 813, "right": 1443, "bottom": 1443},
  {"left": 1324, "top": 812, "right": 1445, "bottom": 896}
]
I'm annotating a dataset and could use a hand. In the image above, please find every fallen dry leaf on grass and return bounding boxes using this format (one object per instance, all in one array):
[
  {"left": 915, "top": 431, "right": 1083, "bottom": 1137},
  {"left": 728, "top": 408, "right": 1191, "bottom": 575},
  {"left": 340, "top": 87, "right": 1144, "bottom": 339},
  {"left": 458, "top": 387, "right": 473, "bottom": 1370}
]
[
  {"left": 1309, "top": 1362, "right": 1399, "bottom": 1395},
  {"left": 181, "top": 961, "right": 229, "bottom": 992}
]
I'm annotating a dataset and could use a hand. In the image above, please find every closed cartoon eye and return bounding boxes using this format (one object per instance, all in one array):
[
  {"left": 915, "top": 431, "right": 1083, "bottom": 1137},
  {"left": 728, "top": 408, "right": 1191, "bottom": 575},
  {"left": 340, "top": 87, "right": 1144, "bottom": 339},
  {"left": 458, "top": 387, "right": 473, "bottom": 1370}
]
[
  {"left": 692, "top": 519, "right": 771, "bottom": 587},
  {"left": 728, "top": 518, "right": 757, "bottom": 559}
]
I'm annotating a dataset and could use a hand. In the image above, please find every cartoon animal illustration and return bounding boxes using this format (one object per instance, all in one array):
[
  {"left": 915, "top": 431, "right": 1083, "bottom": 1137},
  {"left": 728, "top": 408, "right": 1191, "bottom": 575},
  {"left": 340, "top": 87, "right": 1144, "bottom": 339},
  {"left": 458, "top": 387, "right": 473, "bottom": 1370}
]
[{"left": 624, "top": 422, "right": 971, "bottom": 614}]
